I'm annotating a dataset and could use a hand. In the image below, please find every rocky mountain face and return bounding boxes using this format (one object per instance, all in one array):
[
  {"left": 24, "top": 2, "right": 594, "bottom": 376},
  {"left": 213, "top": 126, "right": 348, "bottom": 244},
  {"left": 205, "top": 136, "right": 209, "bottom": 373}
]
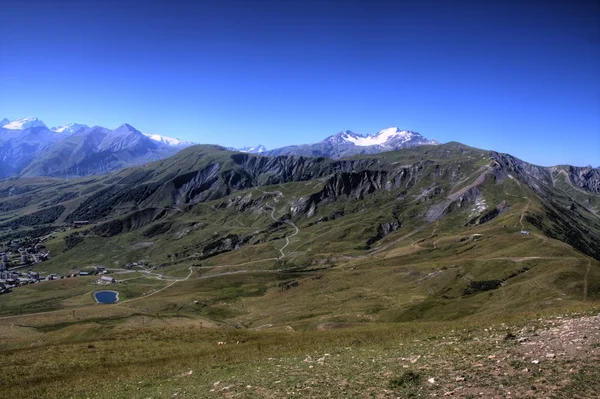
[
  {"left": 5, "top": 143, "right": 596, "bottom": 262},
  {"left": 265, "top": 127, "right": 438, "bottom": 158},
  {"left": 0, "top": 125, "right": 64, "bottom": 178},
  {"left": 555, "top": 165, "right": 600, "bottom": 193},
  {"left": 0, "top": 118, "right": 192, "bottom": 178},
  {"left": 20, "top": 124, "right": 180, "bottom": 178}
]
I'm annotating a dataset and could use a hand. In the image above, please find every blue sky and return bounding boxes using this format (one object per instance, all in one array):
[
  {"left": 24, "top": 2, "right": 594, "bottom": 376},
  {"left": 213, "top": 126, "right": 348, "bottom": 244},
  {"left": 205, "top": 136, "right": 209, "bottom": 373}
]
[{"left": 1, "top": 0, "right": 599, "bottom": 166}]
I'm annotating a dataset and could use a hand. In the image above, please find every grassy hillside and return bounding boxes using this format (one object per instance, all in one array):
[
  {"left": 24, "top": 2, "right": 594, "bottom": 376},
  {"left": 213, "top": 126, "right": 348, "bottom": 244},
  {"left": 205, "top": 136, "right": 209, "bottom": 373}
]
[{"left": 1, "top": 143, "right": 599, "bottom": 397}]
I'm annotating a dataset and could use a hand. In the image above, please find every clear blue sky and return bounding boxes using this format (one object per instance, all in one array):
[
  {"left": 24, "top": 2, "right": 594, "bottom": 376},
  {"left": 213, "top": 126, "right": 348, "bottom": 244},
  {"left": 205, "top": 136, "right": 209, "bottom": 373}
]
[{"left": 1, "top": 0, "right": 599, "bottom": 166}]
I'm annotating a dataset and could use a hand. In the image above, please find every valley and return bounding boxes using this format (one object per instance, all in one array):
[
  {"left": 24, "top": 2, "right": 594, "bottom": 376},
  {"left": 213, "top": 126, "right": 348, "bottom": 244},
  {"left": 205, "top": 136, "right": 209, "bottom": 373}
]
[{"left": 0, "top": 143, "right": 599, "bottom": 398}]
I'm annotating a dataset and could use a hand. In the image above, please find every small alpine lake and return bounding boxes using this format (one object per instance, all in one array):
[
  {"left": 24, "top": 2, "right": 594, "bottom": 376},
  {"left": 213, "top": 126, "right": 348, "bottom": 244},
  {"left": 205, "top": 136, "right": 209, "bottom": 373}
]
[{"left": 94, "top": 290, "right": 119, "bottom": 304}]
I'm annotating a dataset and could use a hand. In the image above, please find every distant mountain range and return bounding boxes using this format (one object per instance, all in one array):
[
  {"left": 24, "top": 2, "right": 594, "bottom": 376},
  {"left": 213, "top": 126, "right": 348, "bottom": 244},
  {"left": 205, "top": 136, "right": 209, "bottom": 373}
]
[
  {"left": 1, "top": 116, "right": 445, "bottom": 179},
  {"left": 0, "top": 117, "right": 193, "bottom": 178},
  {"left": 229, "top": 128, "right": 439, "bottom": 159}
]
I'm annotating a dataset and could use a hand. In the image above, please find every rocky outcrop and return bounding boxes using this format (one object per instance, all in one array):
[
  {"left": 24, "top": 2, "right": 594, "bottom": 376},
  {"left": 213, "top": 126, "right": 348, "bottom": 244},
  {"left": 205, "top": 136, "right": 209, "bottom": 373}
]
[
  {"left": 92, "top": 208, "right": 166, "bottom": 237},
  {"left": 366, "top": 221, "right": 401, "bottom": 246},
  {"left": 200, "top": 234, "right": 249, "bottom": 259},
  {"left": 218, "top": 193, "right": 257, "bottom": 212},
  {"left": 170, "top": 163, "right": 222, "bottom": 204},
  {"left": 466, "top": 201, "right": 508, "bottom": 226},
  {"left": 291, "top": 164, "right": 425, "bottom": 217},
  {"left": 490, "top": 151, "right": 553, "bottom": 190},
  {"left": 290, "top": 171, "right": 389, "bottom": 217},
  {"left": 556, "top": 166, "right": 600, "bottom": 193}
]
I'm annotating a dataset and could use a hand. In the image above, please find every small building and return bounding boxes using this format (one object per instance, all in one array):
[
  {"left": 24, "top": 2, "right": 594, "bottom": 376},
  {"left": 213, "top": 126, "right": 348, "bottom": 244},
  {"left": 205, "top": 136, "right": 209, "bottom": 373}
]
[
  {"left": 100, "top": 276, "right": 116, "bottom": 283},
  {"left": 79, "top": 271, "right": 90, "bottom": 276},
  {"left": 520, "top": 230, "right": 531, "bottom": 235}
]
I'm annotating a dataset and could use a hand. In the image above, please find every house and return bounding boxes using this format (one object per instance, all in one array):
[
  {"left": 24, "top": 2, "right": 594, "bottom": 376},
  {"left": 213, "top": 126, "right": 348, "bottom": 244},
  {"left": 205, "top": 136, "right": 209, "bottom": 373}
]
[{"left": 100, "top": 276, "right": 116, "bottom": 283}]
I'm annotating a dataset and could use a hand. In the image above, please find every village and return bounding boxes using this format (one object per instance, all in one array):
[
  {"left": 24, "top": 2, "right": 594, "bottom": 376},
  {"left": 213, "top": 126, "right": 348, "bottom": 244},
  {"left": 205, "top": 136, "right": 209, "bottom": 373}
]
[{"left": 0, "top": 233, "right": 119, "bottom": 294}]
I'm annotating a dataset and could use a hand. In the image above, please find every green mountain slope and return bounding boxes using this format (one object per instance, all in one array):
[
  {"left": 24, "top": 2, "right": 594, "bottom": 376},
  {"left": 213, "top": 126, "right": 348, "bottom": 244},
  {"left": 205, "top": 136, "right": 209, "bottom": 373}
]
[{"left": 0, "top": 142, "right": 599, "bottom": 328}]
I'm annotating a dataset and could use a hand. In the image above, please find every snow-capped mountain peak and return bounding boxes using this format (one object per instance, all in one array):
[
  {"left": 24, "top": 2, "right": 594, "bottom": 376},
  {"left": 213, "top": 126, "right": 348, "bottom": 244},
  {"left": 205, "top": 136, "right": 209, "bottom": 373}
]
[
  {"left": 266, "top": 127, "right": 439, "bottom": 158},
  {"left": 2, "top": 117, "right": 47, "bottom": 130},
  {"left": 342, "top": 127, "right": 406, "bottom": 146},
  {"left": 51, "top": 123, "right": 89, "bottom": 134},
  {"left": 239, "top": 145, "right": 267, "bottom": 154},
  {"left": 0, "top": 118, "right": 9, "bottom": 126},
  {"left": 331, "top": 127, "right": 438, "bottom": 147},
  {"left": 143, "top": 133, "right": 194, "bottom": 147}
]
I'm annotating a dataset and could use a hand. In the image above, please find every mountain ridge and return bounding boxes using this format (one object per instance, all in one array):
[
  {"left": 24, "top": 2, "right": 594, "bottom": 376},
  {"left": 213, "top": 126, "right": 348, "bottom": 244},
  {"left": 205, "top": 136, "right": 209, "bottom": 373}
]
[
  {"left": 2, "top": 141, "right": 597, "bottom": 259},
  {"left": 0, "top": 120, "right": 188, "bottom": 178}
]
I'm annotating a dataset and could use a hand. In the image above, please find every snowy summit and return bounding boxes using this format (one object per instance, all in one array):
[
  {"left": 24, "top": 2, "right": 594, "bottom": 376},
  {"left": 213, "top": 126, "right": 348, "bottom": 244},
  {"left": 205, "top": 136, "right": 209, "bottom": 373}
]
[
  {"left": 238, "top": 145, "right": 267, "bottom": 154},
  {"left": 335, "top": 127, "right": 438, "bottom": 148},
  {"left": 2, "top": 117, "right": 47, "bottom": 130},
  {"left": 143, "top": 133, "right": 194, "bottom": 147}
]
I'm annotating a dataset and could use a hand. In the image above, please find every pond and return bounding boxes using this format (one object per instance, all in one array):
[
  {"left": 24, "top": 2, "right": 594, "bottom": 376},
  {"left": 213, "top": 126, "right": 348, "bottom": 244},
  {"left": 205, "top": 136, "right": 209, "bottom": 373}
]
[{"left": 94, "top": 290, "right": 119, "bottom": 304}]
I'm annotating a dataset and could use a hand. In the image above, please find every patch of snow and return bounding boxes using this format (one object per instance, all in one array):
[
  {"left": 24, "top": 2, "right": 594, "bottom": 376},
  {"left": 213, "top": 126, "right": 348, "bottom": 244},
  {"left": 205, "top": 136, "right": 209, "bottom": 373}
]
[
  {"left": 143, "top": 133, "right": 193, "bottom": 147},
  {"left": 51, "top": 123, "right": 88, "bottom": 134},
  {"left": 339, "top": 127, "right": 432, "bottom": 147},
  {"left": 238, "top": 145, "right": 267, "bottom": 154},
  {"left": 2, "top": 117, "right": 47, "bottom": 130},
  {"left": 342, "top": 127, "right": 414, "bottom": 147},
  {"left": 469, "top": 197, "right": 487, "bottom": 218}
]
